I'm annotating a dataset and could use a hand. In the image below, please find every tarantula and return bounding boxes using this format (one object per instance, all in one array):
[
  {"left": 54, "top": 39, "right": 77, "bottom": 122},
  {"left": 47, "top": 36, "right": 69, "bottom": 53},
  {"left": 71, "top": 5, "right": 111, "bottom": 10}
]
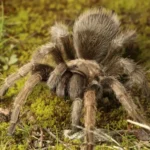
[{"left": 0, "top": 8, "right": 149, "bottom": 148}]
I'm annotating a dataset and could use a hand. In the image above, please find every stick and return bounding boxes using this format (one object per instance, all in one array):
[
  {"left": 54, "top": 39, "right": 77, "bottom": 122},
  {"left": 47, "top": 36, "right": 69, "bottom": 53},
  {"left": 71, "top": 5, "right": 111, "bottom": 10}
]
[{"left": 127, "top": 119, "right": 150, "bottom": 131}]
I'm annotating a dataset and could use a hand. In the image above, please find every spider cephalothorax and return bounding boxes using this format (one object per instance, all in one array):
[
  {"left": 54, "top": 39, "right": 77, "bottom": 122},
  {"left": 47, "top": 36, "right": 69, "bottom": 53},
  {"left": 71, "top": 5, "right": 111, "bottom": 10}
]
[{"left": 0, "top": 7, "right": 149, "bottom": 149}]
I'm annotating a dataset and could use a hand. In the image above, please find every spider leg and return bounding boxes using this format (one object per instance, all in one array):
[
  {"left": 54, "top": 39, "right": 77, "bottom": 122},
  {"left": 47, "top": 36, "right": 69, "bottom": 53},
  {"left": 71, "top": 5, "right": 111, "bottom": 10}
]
[
  {"left": 84, "top": 80, "right": 100, "bottom": 149},
  {"left": 8, "top": 73, "right": 41, "bottom": 135},
  {"left": 56, "top": 71, "right": 72, "bottom": 98},
  {"left": 0, "top": 43, "right": 62, "bottom": 98},
  {"left": 32, "top": 42, "right": 65, "bottom": 65},
  {"left": 119, "top": 58, "right": 149, "bottom": 97},
  {"left": 8, "top": 64, "right": 53, "bottom": 135},
  {"left": 102, "top": 30, "right": 136, "bottom": 65},
  {"left": 101, "top": 77, "right": 149, "bottom": 125},
  {"left": 43, "top": 40, "right": 70, "bottom": 91},
  {"left": 47, "top": 63, "right": 68, "bottom": 91},
  {"left": 105, "top": 58, "right": 149, "bottom": 97},
  {"left": 68, "top": 73, "right": 87, "bottom": 133},
  {"left": 71, "top": 98, "right": 82, "bottom": 132},
  {"left": 0, "top": 63, "right": 33, "bottom": 97},
  {"left": 50, "top": 23, "right": 75, "bottom": 60}
]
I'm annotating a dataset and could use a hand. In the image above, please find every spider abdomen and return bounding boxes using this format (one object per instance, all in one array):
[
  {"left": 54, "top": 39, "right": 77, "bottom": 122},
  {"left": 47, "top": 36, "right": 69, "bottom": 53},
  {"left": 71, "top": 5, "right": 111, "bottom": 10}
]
[{"left": 73, "top": 8, "right": 120, "bottom": 63}]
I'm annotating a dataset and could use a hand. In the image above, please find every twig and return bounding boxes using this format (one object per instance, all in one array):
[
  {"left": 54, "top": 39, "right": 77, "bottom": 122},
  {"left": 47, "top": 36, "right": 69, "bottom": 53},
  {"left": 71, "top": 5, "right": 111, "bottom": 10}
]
[
  {"left": 113, "top": 146, "right": 126, "bottom": 150},
  {"left": 129, "top": 141, "right": 150, "bottom": 150},
  {"left": 39, "top": 127, "right": 44, "bottom": 148},
  {"left": 127, "top": 119, "right": 150, "bottom": 131},
  {"left": 43, "top": 128, "right": 72, "bottom": 150},
  {"left": 31, "top": 135, "right": 39, "bottom": 140}
]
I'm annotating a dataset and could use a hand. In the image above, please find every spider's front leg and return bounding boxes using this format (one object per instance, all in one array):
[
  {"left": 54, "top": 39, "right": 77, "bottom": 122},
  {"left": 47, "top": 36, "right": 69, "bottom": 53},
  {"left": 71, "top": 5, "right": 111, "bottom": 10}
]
[
  {"left": 83, "top": 80, "right": 102, "bottom": 150},
  {"left": 68, "top": 73, "right": 87, "bottom": 133},
  {"left": 8, "top": 64, "right": 53, "bottom": 135},
  {"left": 0, "top": 43, "right": 60, "bottom": 98},
  {"left": 0, "top": 63, "right": 34, "bottom": 97},
  {"left": 48, "top": 71, "right": 86, "bottom": 134},
  {"left": 46, "top": 23, "right": 76, "bottom": 91},
  {"left": 47, "top": 63, "right": 68, "bottom": 91},
  {"left": 50, "top": 23, "right": 75, "bottom": 60}
]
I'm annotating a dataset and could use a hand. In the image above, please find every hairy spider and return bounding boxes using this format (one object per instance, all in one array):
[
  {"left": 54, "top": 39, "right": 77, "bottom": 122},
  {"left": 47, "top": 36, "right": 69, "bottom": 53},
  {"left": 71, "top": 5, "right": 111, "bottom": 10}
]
[{"left": 0, "top": 8, "right": 149, "bottom": 148}]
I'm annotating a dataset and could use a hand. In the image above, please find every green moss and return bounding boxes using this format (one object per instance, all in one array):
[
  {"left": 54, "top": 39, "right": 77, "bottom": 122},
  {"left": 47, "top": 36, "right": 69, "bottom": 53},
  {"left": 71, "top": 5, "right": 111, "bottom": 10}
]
[
  {"left": 28, "top": 84, "right": 71, "bottom": 129},
  {"left": 0, "top": 122, "right": 29, "bottom": 150}
]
